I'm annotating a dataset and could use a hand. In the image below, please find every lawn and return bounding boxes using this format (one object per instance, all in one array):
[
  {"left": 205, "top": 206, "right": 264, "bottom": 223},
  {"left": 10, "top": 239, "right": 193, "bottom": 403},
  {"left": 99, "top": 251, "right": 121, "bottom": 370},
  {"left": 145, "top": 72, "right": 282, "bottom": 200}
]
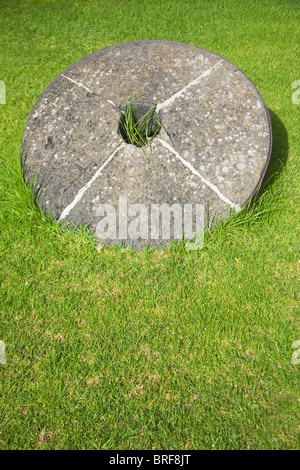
[{"left": 0, "top": 0, "right": 299, "bottom": 450}]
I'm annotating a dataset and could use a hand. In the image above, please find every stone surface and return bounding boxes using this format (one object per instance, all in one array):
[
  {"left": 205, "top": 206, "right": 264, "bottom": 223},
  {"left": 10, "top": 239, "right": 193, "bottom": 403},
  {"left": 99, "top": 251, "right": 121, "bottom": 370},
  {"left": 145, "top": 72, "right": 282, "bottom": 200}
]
[
  {"left": 21, "top": 76, "right": 120, "bottom": 220},
  {"left": 58, "top": 136, "right": 231, "bottom": 250},
  {"left": 21, "top": 40, "right": 272, "bottom": 249},
  {"left": 63, "top": 41, "right": 222, "bottom": 104}
]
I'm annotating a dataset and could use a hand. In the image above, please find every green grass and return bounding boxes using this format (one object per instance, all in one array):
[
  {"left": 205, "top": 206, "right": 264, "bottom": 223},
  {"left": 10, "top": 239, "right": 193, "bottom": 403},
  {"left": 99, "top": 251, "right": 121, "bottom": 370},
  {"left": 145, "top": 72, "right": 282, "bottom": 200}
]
[
  {"left": 0, "top": 0, "right": 299, "bottom": 450},
  {"left": 118, "top": 94, "right": 161, "bottom": 148}
]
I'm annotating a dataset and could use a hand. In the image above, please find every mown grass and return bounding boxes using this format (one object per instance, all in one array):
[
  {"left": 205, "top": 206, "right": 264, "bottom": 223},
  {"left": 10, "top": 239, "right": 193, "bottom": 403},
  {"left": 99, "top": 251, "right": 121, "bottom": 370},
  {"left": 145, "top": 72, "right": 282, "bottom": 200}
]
[{"left": 0, "top": 0, "right": 299, "bottom": 450}]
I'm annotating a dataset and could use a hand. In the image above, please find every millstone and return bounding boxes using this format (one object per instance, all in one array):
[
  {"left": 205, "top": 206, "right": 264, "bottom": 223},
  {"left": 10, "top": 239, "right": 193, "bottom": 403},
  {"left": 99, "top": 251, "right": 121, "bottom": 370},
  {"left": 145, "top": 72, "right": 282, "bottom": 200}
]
[{"left": 21, "top": 40, "right": 272, "bottom": 249}]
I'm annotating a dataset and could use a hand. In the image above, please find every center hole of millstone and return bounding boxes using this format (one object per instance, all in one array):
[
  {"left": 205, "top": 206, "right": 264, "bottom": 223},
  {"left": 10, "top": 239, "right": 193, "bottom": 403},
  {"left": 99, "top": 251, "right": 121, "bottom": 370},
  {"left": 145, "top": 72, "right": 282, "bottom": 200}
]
[{"left": 118, "top": 100, "right": 161, "bottom": 148}]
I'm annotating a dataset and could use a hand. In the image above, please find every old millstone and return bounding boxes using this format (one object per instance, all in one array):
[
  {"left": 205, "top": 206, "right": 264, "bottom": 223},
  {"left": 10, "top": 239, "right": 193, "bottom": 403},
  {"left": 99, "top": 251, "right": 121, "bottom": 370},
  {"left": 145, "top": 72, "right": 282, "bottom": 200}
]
[{"left": 21, "top": 40, "right": 272, "bottom": 249}]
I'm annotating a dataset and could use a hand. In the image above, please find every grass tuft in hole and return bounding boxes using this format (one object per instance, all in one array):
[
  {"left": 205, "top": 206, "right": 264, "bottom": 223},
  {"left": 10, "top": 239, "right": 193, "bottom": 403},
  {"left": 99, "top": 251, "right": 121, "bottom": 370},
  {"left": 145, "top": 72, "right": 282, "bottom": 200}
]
[{"left": 118, "top": 94, "right": 161, "bottom": 148}]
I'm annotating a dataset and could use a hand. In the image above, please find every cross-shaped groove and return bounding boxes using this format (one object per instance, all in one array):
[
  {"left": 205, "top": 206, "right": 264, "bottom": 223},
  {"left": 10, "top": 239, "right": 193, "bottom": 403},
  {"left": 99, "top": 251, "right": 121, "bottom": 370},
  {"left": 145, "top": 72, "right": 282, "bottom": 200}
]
[
  {"left": 61, "top": 73, "right": 118, "bottom": 110},
  {"left": 157, "top": 138, "right": 241, "bottom": 211},
  {"left": 59, "top": 58, "right": 241, "bottom": 222},
  {"left": 58, "top": 142, "right": 126, "bottom": 221}
]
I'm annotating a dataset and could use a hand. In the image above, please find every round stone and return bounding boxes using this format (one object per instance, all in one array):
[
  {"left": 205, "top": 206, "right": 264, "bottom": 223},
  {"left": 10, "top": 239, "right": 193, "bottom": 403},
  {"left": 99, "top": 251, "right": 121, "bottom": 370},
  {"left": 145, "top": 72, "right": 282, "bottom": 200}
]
[{"left": 21, "top": 40, "right": 272, "bottom": 249}]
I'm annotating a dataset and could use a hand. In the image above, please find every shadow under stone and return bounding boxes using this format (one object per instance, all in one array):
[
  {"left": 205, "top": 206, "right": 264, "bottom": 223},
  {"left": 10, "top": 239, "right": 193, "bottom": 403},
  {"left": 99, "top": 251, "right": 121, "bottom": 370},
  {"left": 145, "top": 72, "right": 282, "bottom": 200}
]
[{"left": 263, "top": 108, "right": 289, "bottom": 190}]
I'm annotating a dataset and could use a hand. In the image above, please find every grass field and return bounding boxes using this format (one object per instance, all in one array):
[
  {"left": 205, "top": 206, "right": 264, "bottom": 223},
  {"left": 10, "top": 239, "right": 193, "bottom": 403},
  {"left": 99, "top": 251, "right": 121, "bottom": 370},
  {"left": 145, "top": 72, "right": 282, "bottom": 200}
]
[{"left": 0, "top": 0, "right": 299, "bottom": 450}]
